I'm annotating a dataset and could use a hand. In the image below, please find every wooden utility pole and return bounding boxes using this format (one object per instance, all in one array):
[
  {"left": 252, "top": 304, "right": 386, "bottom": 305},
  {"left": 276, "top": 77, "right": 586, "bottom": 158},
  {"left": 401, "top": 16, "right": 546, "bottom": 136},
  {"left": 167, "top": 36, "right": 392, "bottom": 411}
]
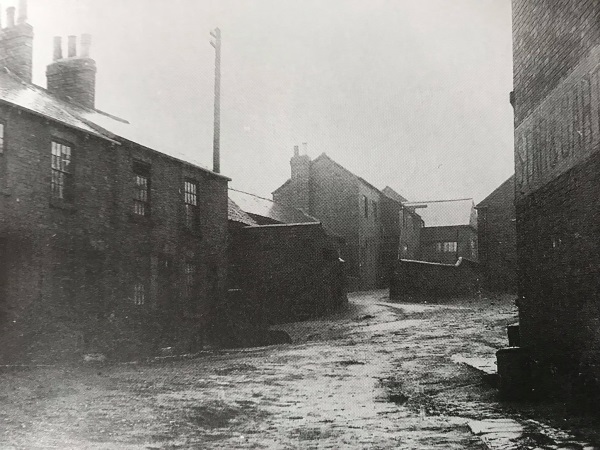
[{"left": 210, "top": 28, "right": 221, "bottom": 174}]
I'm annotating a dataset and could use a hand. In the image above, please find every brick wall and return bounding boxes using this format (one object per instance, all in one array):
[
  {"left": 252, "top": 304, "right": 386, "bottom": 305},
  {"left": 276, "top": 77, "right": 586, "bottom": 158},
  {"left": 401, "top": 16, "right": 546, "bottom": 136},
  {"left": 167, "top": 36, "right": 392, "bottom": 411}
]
[
  {"left": 0, "top": 105, "right": 228, "bottom": 362},
  {"left": 0, "top": 22, "right": 33, "bottom": 83},
  {"left": 306, "top": 157, "right": 361, "bottom": 287},
  {"left": 379, "top": 195, "right": 400, "bottom": 287},
  {"left": 516, "top": 150, "right": 600, "bottom": 399},
  {"left": 514, "top": 0, "right": 600, "bottom": 402},
  {"left": 477, "top": 176, "right": 517, "bottom": 293},
  {"left": 400, "top": 209, "right": 422, "bottom": 260},
  {"left": 274, "top": 154, "right": 386, "bottom": 291},
  {"left": 230, "top": 223, "right": 347, "bottom": 327},
  {"left": 357, "top": 182, "right": 382, "bottom": 289},
  {"left": 390, "top": 258, "right": 480, "bottom": 301},
  {"left": 513, "top": 0, "right": 600, "bottom": 128}
]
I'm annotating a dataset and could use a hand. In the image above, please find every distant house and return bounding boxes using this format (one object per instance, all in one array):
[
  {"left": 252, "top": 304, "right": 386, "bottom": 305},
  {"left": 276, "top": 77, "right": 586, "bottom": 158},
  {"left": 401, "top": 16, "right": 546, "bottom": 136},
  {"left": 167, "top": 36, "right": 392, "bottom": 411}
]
[
  {"left": 476, "top": 175, "right": 516, "bottom": 293},
  {"left": 381, "top": 186, "right": 423, "bottom": 260},
  {"left": 273, "top": 149, "right": 385, "bottom": 290},
  {"left": 404, "top": 199, "right": 478, "bottom": 264},
  {"left": 0, "top": 7, "right": 229, "bottom": 361},
  {"left": 380, "top": 187, "right": 423, "bottom": 286}
]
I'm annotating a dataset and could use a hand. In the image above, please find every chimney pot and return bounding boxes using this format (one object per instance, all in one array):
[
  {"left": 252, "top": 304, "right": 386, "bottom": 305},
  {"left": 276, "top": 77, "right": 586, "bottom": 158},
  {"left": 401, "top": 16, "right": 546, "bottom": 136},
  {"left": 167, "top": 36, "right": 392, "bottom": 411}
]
[
  {"left": 80, "top": 34, "right": 92, "bottom": 58},
  {"left": 47, "top": 32, "right": 97, "bottom": 109},
  {"left": 6, "top": 7, "right": 15, "bottom": 27},
  {"left": 17, "top": 0, "right": 27, "bottom": 24},
  {"left": 67, "top": 35, "right": 77, "bottom": 57},
  {"left": 293, "top": 145, "right": 299, "bottom": 156},
  {"left": 302, "top": 142, "right": 307, "bottom": 154},
  {"left": 53, "top": 36, "right": 63, "bottom": 61}
]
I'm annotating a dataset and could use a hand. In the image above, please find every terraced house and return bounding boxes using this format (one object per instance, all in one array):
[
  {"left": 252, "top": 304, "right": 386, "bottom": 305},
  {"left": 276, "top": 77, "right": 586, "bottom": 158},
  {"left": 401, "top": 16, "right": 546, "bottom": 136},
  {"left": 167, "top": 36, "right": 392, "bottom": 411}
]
[{"left": 0, "top": 2, "right": 229, "bottom": 361}]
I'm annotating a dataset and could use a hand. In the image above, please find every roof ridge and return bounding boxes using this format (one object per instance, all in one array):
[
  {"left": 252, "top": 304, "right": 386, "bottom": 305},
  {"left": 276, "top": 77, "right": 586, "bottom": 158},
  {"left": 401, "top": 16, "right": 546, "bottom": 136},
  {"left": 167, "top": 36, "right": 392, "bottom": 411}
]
[
  {"left": 406, "top": 198, "right": 473, "bottom": 204},
  {"left": 229, "top": 188, "right": 277, "bottom": 203}
]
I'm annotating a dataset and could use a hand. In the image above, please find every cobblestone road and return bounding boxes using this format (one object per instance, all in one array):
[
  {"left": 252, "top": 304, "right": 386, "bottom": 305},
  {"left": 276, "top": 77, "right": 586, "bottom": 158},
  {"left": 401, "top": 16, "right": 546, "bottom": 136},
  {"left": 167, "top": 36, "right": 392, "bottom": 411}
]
[{"left": 1, "top": 291, "right": 597, "bottom": 449}]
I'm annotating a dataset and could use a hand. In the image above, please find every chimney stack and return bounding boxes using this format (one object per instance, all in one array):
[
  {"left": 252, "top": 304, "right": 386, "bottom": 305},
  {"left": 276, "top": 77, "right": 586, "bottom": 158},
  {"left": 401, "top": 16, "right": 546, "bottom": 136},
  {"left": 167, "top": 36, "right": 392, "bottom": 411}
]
[
  {"left": 289, "top": 144, "right": 311, "bottom": 212},
  {"left": 67, "top": 35, "right": 76, "bottom": 57},
  {"left": 6, "top": 7, "right": 15, "bottom": 28},
  {"left": 0, "top": 0, "right": 34, "bottom": 82},
  {"left": 80, "top": 33, "right": 91, "bottom": 58},
  {"left": 17, "top": 0, "right": 27, "bottom": 24},
  {"left": 53, "top": 36, "right": 62, "bottom": 61},
  {"left": 46, "top": 34, "right": 97, "bottom": 109}
]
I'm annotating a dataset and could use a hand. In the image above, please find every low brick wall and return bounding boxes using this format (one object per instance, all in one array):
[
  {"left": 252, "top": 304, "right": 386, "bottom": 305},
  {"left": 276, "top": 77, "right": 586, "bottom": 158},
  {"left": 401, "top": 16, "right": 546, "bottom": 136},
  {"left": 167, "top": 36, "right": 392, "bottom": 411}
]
[
  {"left": 229, "top": 223, "right": 347, "bottom": 329},
  {"left": 390, "top": 257, "right": 480, "bottom": 300}
]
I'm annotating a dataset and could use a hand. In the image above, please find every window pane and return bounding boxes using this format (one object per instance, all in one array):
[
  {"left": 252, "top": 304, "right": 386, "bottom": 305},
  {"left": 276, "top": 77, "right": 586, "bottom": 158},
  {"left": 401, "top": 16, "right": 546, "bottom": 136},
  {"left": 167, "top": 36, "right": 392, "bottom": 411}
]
[
  {"left": 0, "top": 123, "right": 4, "bottom": 153},
  {"left": 51, "top": 141, "right": 73, "bottom": 200},
  {"left": 132, "top": 162, "right": 151, "bottom": 216}
]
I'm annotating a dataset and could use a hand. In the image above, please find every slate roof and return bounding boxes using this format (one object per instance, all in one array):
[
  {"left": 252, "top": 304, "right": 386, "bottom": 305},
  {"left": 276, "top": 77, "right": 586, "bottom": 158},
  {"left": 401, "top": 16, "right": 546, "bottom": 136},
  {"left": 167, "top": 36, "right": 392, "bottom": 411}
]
[
  {"left": 228, "top": 188, "right": 319, "bottom": 225},
  {"left": 404, "top": 198, "right": 476, "bottom": 229},
  {"left": 272, "top": 153, "right": 383, "bottom": 196},
  {"left": 382, "top": 186, "right": 408, "bottom": 203},
  {"left": 228, "top": 198, "right": 258, "bottom": 226},
  {"left": 476, "top": 175, "right": 515, "bottom": 209},
  {"left": 0, "top": 70, "right": 226, "bottom": 179}
]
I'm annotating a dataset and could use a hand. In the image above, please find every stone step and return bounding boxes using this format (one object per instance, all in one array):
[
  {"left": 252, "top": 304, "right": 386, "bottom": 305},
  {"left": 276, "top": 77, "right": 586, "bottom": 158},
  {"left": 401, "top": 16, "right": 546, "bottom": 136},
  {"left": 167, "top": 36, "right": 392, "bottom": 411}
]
[{"left": 468, "top": 418, "right": 599, "bottom": 450}]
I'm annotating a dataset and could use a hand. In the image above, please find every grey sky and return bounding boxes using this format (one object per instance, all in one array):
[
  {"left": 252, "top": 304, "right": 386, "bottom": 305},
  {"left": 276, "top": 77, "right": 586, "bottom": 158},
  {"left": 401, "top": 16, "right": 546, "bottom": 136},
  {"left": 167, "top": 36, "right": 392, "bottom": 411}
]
[{"left": 23, "top": 0, "right": 513, "bottom": 203}]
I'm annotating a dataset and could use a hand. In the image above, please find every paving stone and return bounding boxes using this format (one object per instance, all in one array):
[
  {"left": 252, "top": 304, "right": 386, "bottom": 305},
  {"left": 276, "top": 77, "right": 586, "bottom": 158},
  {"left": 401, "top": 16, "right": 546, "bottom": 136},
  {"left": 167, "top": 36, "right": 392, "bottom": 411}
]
[{"left": 452, "top": 355, "right": 497, "bottom": 375}]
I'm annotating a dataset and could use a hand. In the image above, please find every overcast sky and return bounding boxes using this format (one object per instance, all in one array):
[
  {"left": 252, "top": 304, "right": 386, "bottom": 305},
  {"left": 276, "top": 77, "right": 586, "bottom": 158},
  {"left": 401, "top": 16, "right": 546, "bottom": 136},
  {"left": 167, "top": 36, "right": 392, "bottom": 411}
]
[{"left": 21, "top": 0, "right": 513, "bottom": 203}]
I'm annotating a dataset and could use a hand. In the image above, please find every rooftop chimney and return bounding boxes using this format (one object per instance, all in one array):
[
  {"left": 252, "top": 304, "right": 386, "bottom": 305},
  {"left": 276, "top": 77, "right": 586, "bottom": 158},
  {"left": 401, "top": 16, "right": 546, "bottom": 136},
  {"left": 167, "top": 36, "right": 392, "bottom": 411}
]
[
  {"left": 0, "top": 0, "right": 34, "bottom": 82},
  {"left": 67, "top": 35, "right": 76, "bottom": 57},
  {"left": 53, "top": 36, "right": 62, "bottom": 61},
  {"left": 46, "top": 34, "right": 97, "bottom": 109},
  {"left": 290, "top": 145, "right": 311, "bottom": 212},
  {"left": 6, "top": 7, "right": 15, "bottom": 28},
  {"left": 17, "top": 0, "right": 27, "bottom": 24}
]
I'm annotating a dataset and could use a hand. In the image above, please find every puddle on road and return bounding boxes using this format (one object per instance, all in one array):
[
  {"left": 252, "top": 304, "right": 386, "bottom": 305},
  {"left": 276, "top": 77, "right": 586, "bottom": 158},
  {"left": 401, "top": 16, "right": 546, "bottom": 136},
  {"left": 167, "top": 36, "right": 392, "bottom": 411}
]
[{"left": 362, "top": 319, "right": 425, "bottom": 332}]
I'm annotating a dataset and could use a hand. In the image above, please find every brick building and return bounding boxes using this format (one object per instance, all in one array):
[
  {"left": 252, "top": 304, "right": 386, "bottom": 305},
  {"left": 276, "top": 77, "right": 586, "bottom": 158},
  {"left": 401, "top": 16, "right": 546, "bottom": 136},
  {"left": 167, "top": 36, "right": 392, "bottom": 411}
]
[
  {"left": 476, "top": 175, "right": 516, "bottom": 293},
  {"left": 226, "top": 195, "right": 346, "bottom": 343},
  {"left": 273, "top": 149, "right": 385, "bottom": 290},
  {"left": 0, "top": 3, "right": 229, "bottom": 361},
  {"left": 380, "top": 186, "right": 423, "bottom": 286},
  {"left": 381, "top": 186, "right": 423, "bottom": 260},
  {"left": 513, "top": 0, "right": 600, "bottom": 400},
  {"left": 404, "top": 199, "right": 477, "bottom": 265}
]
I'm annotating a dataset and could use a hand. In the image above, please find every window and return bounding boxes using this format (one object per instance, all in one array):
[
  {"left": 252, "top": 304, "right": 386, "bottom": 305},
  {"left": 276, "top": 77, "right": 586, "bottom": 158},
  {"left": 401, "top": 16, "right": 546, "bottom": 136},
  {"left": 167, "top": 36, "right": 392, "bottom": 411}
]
[
  {"left": 0, "top": 122, "right": 4, "bottom": 154},
  {"left": 184, "top": 179, "right": 199, "bottom": 230},
  {"left": 51, "top": 141, "right": 73, "bottom": 201},
  {"left": 133, "top": 282, "right": 145, "bottom": 305},
  {"left": 133, "top": 161, "right": 151, "bottom": 216},
  {"left": 363, "top": 195, "right": 369, "bottom": 218},
  {"left": 372, "top": 200, "right": 378, "bottom": 220},
  {"left": 436, "top": 241, "right": 457, "bottom": 253}
]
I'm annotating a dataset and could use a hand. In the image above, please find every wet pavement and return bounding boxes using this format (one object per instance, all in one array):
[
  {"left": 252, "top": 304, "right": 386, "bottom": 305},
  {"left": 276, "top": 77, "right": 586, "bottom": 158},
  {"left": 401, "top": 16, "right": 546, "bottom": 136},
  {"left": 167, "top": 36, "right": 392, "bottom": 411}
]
[{"left": 0, "top": 290, "right": 599, "bottom": 449}]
